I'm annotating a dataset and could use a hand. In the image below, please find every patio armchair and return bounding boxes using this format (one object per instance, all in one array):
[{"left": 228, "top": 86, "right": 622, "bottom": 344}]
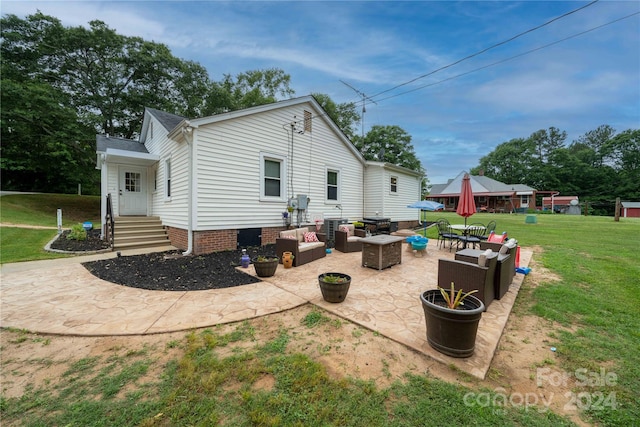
[
  {"left": 276, "top": 227, "right": 326, "bottom": 267},
  {"left": 334, "top": 224, "right": 366, "bottom": 253},
  {"left": 437, "top": 253, "right": 498, "bottom": 310},
  {"left": 479, "top": 239, "right": 518, "bottom": 298}
]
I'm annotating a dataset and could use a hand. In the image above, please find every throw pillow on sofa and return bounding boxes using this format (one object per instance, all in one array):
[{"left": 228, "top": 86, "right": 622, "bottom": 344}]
[{"left": 304, "top": 231, "right": 319, "bottom": 242}]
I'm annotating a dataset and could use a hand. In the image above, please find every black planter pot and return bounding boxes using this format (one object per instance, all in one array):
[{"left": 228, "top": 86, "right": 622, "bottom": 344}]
[
  {"left": 420, "top": 289, "right": 484, "bottom": 358},
  {"left": 318, "top": 272, "right": 351, "bottom": 303},
  {"left": 252, "top": 257, "right": 279, "bottom": 278}
]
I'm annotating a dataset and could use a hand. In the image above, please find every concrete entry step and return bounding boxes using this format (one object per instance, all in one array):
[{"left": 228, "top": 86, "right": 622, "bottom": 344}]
[{"left": 112, "top": 216, "right": 171, "bottom": 251}]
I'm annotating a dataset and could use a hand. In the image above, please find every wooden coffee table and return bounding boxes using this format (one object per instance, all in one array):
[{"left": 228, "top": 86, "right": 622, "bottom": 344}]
[{"left": 360, "top": 235, "right": 405, "bottom": 270}]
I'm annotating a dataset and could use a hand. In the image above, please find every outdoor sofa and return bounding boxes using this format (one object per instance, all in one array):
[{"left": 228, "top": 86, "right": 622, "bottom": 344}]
[{"left": 276, "top": 226, "right": 326, "bottom": 267}]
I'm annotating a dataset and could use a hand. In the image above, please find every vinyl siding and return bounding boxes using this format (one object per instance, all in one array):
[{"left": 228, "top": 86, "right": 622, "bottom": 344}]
[
  {"left": 364, "top": 164, "right": 385, "bottom": 216},
  {"left": 193, "top": 102, "right": 364, "bottom": 230},
  {"left": 146, "top": 116, "right": 189, "bottom": 229},
  {"left": 364, "top": 162, "right": 421, "bottom": 221}
]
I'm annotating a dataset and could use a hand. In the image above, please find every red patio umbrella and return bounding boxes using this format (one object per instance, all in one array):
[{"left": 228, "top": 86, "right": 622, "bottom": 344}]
[{"left": 456, "top": 173, "right": 476, "bottom": 226}]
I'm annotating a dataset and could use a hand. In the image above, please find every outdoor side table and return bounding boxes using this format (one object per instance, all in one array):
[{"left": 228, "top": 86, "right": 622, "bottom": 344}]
[{"left": 361, "top": 235, "right": 405, "bottom": 270}]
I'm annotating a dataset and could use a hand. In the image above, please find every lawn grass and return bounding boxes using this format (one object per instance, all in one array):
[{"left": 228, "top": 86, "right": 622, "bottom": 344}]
[
  {"left": 1, "top": 325, "right": 575, "bottom": 427},
  {"left": 0, "top": 227, "right": 67, "bottom": 263},
  {"left": 424, "top": 212, "right": 640, "bottom": 427},
  {"left": 1, "top": 193, "right": 101, "bottom": 263},
  {"left": 0, "top": 193, "right": 101, "bottom": 227},
  {"left": 2, "top": 196, "right": 639, "bottom": 426}
]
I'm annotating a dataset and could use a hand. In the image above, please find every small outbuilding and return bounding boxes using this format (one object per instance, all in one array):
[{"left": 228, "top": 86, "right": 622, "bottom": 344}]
[{"left": 621, "top": 201, "right": 640, "bottom": 218}]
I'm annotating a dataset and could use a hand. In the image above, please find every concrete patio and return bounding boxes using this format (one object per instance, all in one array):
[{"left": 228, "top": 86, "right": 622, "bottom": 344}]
[{"left": 0, "top": 240, "right": 532, "bottom": 380}]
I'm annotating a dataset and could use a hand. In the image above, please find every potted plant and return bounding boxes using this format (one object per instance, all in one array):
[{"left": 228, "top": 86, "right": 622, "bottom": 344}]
[
  {"left": 318, "top": 272, "right": 351, "bottom": 303},
  {"left": 282, "top": 251, "right": 295, "bottom": 268},
  {"left": 252, "top": 255, "right": 279, "bottom": 278},
  {"left": 420, "top": 282, "right": 484, "bottom": 358}
]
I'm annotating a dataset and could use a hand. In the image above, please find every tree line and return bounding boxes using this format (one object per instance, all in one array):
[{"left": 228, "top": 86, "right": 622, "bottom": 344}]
[
  {"left": 1, "top": 12, "right": 424, "bottom": 195},
  {"left": 471, "top": 126, "right": 639, "bottom": 215}
]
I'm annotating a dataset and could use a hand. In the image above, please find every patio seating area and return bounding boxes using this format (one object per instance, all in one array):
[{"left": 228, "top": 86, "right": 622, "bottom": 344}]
[{"left": 1, "top": 239, "right": 532, "bottom": 380}]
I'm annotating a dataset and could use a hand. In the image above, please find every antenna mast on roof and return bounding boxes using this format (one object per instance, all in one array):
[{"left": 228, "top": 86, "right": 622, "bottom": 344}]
[{"left": 340, "top": 80, "right": 377, "bottom": 137}]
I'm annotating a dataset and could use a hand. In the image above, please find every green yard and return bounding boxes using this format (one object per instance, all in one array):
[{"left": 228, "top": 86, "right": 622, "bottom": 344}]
[{"left": 1, "top": 195, "right": 638, "bottom": 426}]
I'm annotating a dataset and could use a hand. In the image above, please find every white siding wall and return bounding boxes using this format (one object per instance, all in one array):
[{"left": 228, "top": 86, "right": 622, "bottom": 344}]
[
  {"left": 364, "top": 163, "right": 422, "bottom": 221},
  {"left": 193, "top": 102, "right": 364, "bottom": 230},
  {"left": 364, "top": 164, "right": 385, "bottom": 217},
  {"left": 146, "top": 116, "right": 190, "bottom": 229},
  {"left": 384, "top": 170, "right": 421, "bottom": 221},
  {"left": 106, "top": 166, "right": 119, "bottom": 217}
]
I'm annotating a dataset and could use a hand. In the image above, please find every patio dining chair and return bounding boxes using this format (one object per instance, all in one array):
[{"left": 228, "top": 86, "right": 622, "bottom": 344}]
[
  {"left": 436, "top": 219, "right": 459, "bottom": 252},
  {"left": 479, "top": 220, "right": 496, "bottom": 241},
  {"left": 456, "top": 222, "right": 485, "bottom": 250}
]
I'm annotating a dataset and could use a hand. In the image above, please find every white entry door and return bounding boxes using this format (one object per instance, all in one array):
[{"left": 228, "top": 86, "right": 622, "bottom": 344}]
[{"left": 119, "top": 167, "right": 147, "bottom": 215}]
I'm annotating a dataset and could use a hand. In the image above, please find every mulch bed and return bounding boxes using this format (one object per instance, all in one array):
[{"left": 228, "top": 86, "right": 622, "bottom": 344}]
[
  {"left": 50, "top": 229, "right": 111, "bottom": 252},
  {"left": 82, "top": 246, "right": 277, "bottom": 291},
  {"left": 51, "top": 231, "right": 277, "bottom": 291}
]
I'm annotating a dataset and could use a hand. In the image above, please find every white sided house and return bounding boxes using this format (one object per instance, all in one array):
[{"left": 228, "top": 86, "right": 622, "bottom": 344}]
[{"left": 96, "top": 96, "right": 424, "bottom": 254}]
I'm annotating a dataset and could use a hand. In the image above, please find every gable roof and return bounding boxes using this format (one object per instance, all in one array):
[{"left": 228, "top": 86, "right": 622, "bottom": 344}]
[
  {"left": 365, "top": 161, "right": 423, "bottom": 177},
  {"left": 167, "top": 95, "right": 366, "bottom": 164},
  {"left": 96, "top": 135, "right": 148, "bottom": 153},
  {"left": 145, "top": 107, "right": 186, "bottom": 131},
  {"left": 428, "top": 171, "right": 536, "bottom": 197}
]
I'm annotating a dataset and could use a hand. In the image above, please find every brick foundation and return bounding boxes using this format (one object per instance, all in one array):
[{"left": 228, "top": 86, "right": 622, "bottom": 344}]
[
  {"left": 168, "top": 223, "right": 418, "bottom": 254},
  {"left": 193, "top": 229, "right": 237, "bottom": 254},
  {"left": 167, "top": 227, "right": 188, "bottom": 251},
  {"left": 166, "top": 227, "right": 287, "bottom": 254}
]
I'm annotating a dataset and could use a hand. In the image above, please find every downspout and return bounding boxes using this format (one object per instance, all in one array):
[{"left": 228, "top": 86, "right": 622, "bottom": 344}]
[
  {"left": 99, "top": 153, "right": 107, "bottom": 239},
  {"left": 418, "top": 175, "right": 426, "bottom": 225},
  {"left": 182, "top": 121, "right": 195, "bottom": 255}
]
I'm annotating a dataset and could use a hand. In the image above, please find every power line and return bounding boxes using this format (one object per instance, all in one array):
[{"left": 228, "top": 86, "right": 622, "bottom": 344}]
[
  {"left": 368, "top": 0, "right": 601, "bottom": 102},
  {"left": 340, "top": 79, "right": 377, "bottom": 137},
  {"left": 287, "top": 10, "right": 638, "bottom": 132},
  {"left": 372, "top": 11, "right": 640, "bottom": 103}
]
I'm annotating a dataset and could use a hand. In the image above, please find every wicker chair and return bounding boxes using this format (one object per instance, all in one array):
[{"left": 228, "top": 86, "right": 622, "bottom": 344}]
[
  {"left": 437, "top": 254, "right": 498, "bottom": 310},
  {"left": 334, "top": 225, "right": 367, "bottom": 253},
  {"left": 479, "top": 239, "right": 518, "bottom": 299}
]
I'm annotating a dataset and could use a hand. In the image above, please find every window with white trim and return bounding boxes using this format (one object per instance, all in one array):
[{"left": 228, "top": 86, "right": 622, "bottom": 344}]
[
  {"left": 327, "top": 169, "right": 339, "bottom": 202},
  {"left": 390, "top": 176, "right": 398, "bottom": 193},
  {"left": 260, "top": 153, "right": 286, "bottom": 200},
  {"left": 125, "top": 171, "right": 141, "bottom": 193},
  {"left": 153, "top": 167, "right": 158, "bottom": 192},
  {"left": 165, "top": 159, "right": 171, "bottom": 198}
]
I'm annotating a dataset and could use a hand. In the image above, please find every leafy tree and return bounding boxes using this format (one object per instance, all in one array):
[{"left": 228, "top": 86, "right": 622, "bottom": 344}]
[
  {"left": 352, "top": 125, "right": 423, "bottom": 173},
  {"left": 1, "top": 12, "right": 295, "bottom": 193},
  {"left": 0, "top": 78, "right": 98, "bottom": 193},
  {"left": 574, "top": 124, "right": 616, "bottom": 167},
  {"left": 605, "top": 129, "right": 640, "bottom": 200},
  {"left": 311, "top": 93, "right": 360, "bottom": 140},
  {"left": 204, "top": 69, "right": 294, "bottom": 115},
  {"left": 472, "top": 137, "right": 536, "bottom": 185}
]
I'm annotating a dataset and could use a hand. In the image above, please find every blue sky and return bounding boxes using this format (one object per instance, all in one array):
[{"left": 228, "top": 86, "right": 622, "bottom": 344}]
[{"left": 3, "top": 1, "right": 639, "bottom": 185}]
